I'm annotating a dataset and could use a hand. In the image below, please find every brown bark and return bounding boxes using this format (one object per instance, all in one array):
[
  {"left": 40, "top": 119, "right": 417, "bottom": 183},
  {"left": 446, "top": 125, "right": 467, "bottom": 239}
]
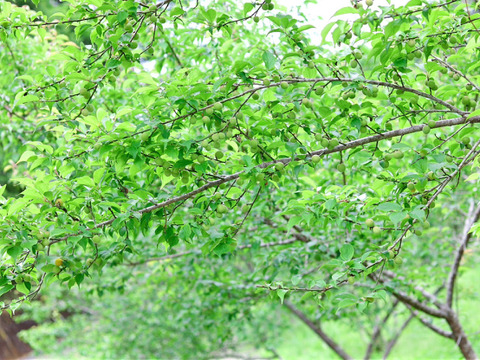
[
  {"left": 284, "top": 300, "right": 353, "bottom": 360},
  {"left": 0, "top": 312, "right": 34, "bottom": 360},
  {"left": 445, "top": 312, "right": 478, "bottom": 360}
]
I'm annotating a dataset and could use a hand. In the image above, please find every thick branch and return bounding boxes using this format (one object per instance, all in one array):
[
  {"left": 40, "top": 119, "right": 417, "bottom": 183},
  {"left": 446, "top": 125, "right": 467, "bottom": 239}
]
[
  {"left": 53, "top": 115, "right": 480, "bottom": 244},
  {"left": 382, "top": 313, "right": 415, "bottom": 360},
  {"left": 369, "top": 273, "right": 448, "bottom": 318},
  {"left": 446, "top": 201, "right": 480, "bottom": 307},
  {"left": 126, "top": 238, "right": 300, "bottom": 266},
  {"left": 284, "top": 300, "right": 353, "bottom": 360},
  {"left": 381, "top": 270, "right": 444, "bottom": 309},
  {"left": 364, "top": 299, "right": 400, "bottom": 360},
  {"left": 404, "top": 304, "right": 454, "bottom": 340}
]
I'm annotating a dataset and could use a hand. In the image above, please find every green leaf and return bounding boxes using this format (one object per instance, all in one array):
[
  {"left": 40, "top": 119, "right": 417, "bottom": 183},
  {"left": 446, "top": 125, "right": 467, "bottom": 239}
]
[
  {"left": 340, "top": 244, "right": 354, "bottom": 261},
  {"left": 276, "top": 289, "right": 288, "bottom": 304},
  {"left": 17, "top": 150, "right": 36, "bottom": 163},
  {"left": 0, "top": 285, "right": 14, "bottom": 297},
  {"left": 332, "top": 7, "right": 358, "bottom": 17},
  {"left": 376, "top": 202, "right": 402, "bottom": 212},
  {"left": 262, "top": 51, "right": 276, "bottom": 71}
]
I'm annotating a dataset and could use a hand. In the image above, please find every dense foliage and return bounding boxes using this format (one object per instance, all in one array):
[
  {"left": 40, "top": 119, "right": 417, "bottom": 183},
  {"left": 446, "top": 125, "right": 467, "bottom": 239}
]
[{"left": 1, "top": 0, "right": 480, "bottom": 358}]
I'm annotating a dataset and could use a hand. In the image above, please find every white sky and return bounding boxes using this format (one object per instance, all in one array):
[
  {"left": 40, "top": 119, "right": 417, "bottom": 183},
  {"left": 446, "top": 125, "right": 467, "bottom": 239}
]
[{"left": 276, "top": 0, "right": 409, "bottom": 30}]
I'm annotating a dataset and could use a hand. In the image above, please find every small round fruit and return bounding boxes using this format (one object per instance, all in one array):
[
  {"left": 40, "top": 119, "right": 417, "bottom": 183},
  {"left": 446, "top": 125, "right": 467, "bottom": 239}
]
[
  {"left": 428, "top": 120, "right": 436, "bottom": 128},
  {"left": 141, "top": 132, "right": 150, "bottom": 141},
  {"left": 407, "top": 39, "right": 416, "bottom": 47},
  {"left": 254, "top": 16, "right": 260, "bottom": 23},
  {"left": 79, "top": 87, "right": 90, "bottom": 99},
  {"left": 354, "top": 50, "right": 363, "bottom": 60},
  {"left": 215, "top": 150, "right": 224, "bottom": 159},
  {"left": 311, "top": 155, "right": 321, "bottom": 163},
  {"left": 125, "top": 23, "right": 133, "bottom": 33},
  {"left": 275, "top": 162, "right": 285, "bottom": 171},
  {"left": 393, "top": 150, "right": 404, "bottom": 159},
  {"left": 337, "top": 163, "right": 346, "bottom": 173},
  {"left": 55, "top": 258, "right": 64, "bottom": 267},
  {"left": 422, "top": 125, "right": 431, "bottom": 134},
  {"left": 55, "top": 199, "right": 64, "bottom": 208},
  {"left": 263, "top": 78, "right": 271, "bottom": 86},
  {"left": 202, "top": 116, "right": 210, "bottom": 124},
  {"left": 365, "top": 219, "right": 375, "bottom": 228},
  {"left": 213, "top": 102, "right": 223, "bottom": 111},
  {"left": 217, "top": 204, "right": 228, "bottom": 214},
  {"left": 348, "top": 276, "right": 355, "bottom": 284},
  {"left": 407, "top": 182, "right": 415, "bottom": 191},
  {"left": 372, "top": 226, "right": 381, "bottom": 235},
  {"left": 252, "top": 93, "right": 260, "bottom": 100},
  {"left": 281, "top": 81, "right": 289, "bottom": 89},
  {"left": 394, "top": 256, "right": 403, "bottom": 265},
  {"left": 315, "top": 87, "right": 324, "bottom": 96},
  {"left": 92, "top": 235, "right": 101, "bottom": 244},
  {"left": 366, "top": 0, "right": 373, "bottom": 6}
]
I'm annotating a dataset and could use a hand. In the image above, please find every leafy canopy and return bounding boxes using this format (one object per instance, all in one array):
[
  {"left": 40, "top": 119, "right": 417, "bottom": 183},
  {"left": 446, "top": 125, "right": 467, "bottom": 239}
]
[{"left": 1, "top": 0, "right": 480, "bottom": 357}]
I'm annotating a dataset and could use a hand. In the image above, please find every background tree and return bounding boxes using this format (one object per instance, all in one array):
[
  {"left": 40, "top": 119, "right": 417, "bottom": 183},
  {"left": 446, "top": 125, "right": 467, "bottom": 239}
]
[{"left": 1, "top": 0, "right": 480, "bottom": 358}]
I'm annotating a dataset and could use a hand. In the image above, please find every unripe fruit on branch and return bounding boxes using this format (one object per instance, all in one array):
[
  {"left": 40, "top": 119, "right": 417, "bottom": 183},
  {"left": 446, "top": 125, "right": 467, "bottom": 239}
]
[
  {"left": 79, "top": 87, "right": 90, "bottom": 99},
  {"left": 365, "top": 219, "right": 374, "bottom": 228},
  {"left": 393, "top": 150, "right": 404, "bottom": 159},
  {"left": 55, "top": 258, "right": 64, "bottom": 267}
]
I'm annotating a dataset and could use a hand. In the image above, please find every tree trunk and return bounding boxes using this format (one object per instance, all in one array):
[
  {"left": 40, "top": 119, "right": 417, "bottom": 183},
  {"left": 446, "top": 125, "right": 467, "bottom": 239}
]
[{"left": 446, "top": 312, "right": 478, "bottom": 360}]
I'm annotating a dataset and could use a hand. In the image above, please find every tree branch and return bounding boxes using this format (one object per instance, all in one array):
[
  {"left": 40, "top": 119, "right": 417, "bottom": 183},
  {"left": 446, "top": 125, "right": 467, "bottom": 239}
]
[
  {"left": 369, "top": 273, "right": 448, "bottom": 319},
  {"left": 382, "top": 313, "right": 415, "bottom": 359},
  {"left": 364, "top": 299, "right": 400, "bottom": 360},
  {"left": 445, "top": 200, "right": 480, "bottom": 307},
  {"left": 284, "top": 300, "right": 353, "bottom": 360},
  {"left": 403, "top": 304, "right": 454, "bottom": 340},
  {"left": 53, "top": 115, "right": 480, "bottom": 244}
]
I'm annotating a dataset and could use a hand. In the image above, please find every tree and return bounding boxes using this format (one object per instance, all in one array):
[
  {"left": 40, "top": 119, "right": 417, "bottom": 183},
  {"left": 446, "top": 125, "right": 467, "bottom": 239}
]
[{"left": 1, "top": 0, "right": 480, "bottom": 358}]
